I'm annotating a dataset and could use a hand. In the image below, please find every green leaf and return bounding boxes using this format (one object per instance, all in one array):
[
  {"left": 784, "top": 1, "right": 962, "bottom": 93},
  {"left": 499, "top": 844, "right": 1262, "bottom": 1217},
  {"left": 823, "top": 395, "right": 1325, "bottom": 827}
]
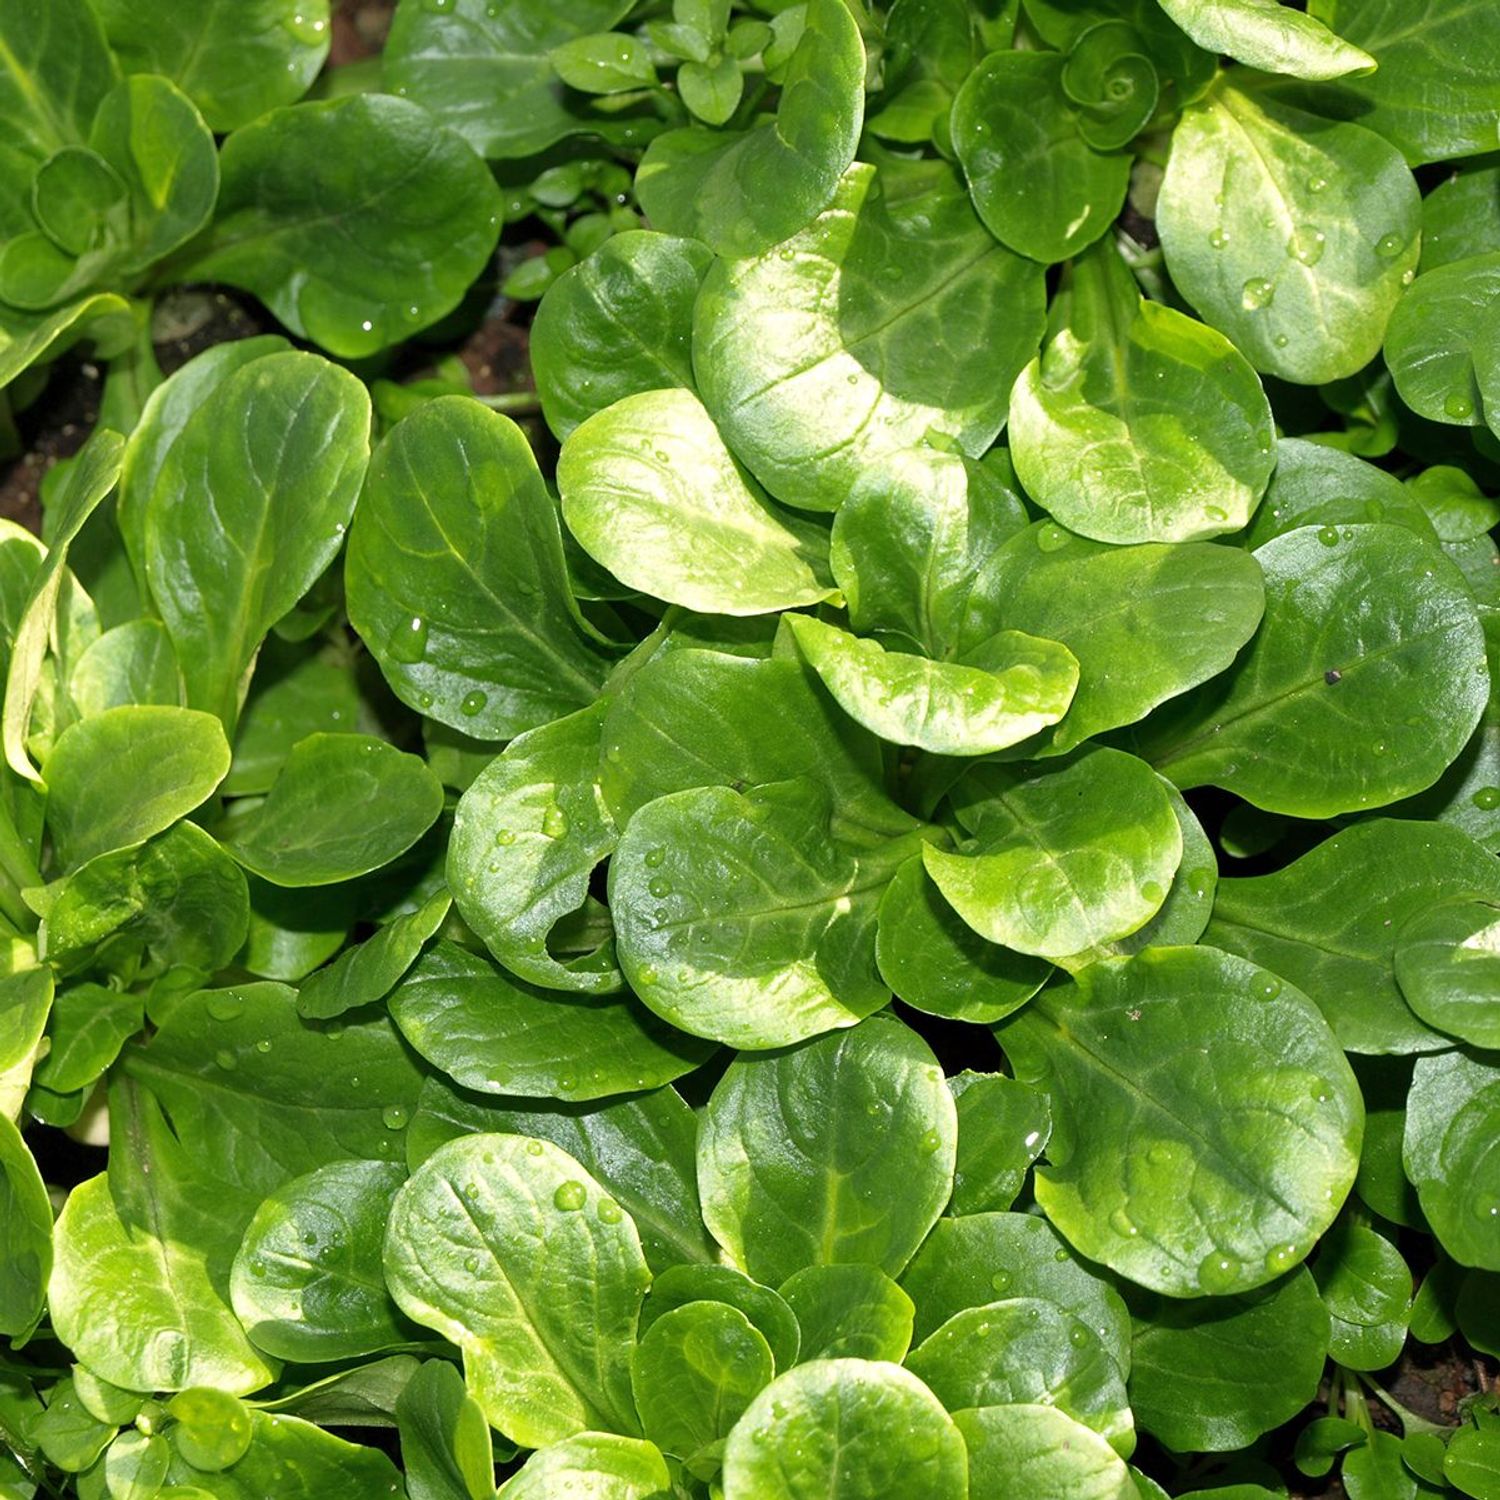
[
  {"left": 1243, "top": 438, "right": 1433, "bottom": 547},
  {"left": 296, "top": 889, "right": 452, "bottom": 1021},
  {"left": 1155, "top": 0, "right": 1373, "bottom": 79},
  {"left": 387, "top": 940, "right": 711, "bottom": 1101},
  {"left": 1405, "top": 1048, "right": 1500, "bottom": 1270},
  {"left": 1009, "top": 240, "right": 1277, "bottom": 543},
  {"left": 679, "top": 54, "right": 743, "bottom": 126},
  {"left": 635, "top": 0, "right": 865, "bottom": 259},
  {"left": 0, "top": 967, "right": 54, "bottom": 1122},
  {"left": 787, "top": 614, "right": 1079, "bottom": 756},
  {"left": 960, "top": 521, "right": 1266, "bottom": 756},
  {"left": 70, "top": 619, "right": 180, "bottom": 718},
  {"left": 230, "top": 1160, "right": 413, "bottom": 1362},
  {"left": 3, "top": 426, "right": 124, "bottom": 782},
  {"left": 876, "top": 857, "right": 1052, "bottom": 1025},
  {"left": 32, "top": 984, "right": 142, "bottom": 1094},
  {"left": 1146, "top": 526, "right": 1488, "bottom": 819},
  {"left": 557, "top": 388, "right": 835, "bottom": 614},
  {"left": 779, "top": 1265, "right": 915, "bottom": 1364},
  {"left": 951, "top": 51, "right": 1131, "bottom": 264},
  {"left": 141, "top": 350, "right": 371, "bottom": 731},
  {"left": 1385, "top": 252, "right": 1500, "bottom": 427},
  {"left": 948, "top": 1073, "right": 1052, "bottom": 1216},
  {"left": 0, "top": 0, "right": 116, "bottom": 163},
  {"left": 43, "top": 706, "right": 229, "bottom": 871},
  {"left": 223, "top": 735, "right": 443, "bottom": 887},
  {"left": 107, "top": 1430, "right": 172, "bottom": 1497},
  {"left": 43, "top": 821, "right": 249, "bottom": 974},
  {"left": 1157, "top": 79, "right": 1420, "bottom": 384},
  {"left": 611, "top": 780, "right": 922, "bottom": 1049},
  {"left": 999, "top": 946, "right": 1362, "bottom": 1297},
  {"left": 1128, "top": 1269, "right": 1331, "bottom": 1450},
  {"left": 164, "top": 1388, "right": 252, "bottom": 1473},
  {"left": 49, "top": 1173, "right": 276, "bottom": 1395},
  {"left": 924, "top": 749, "right": 1183, "bottom": 962},
  {"left": 397, "top": 1359, "right": 495, "bottom": 1500},
  {"left": 385, "top": 1132, "right": 650, "bottom": 1447},
  {"left": 697, "top": 1013, "right": 956, "bottom": 1285},
  {"left": 407, "top": 1076, "right": 715, "bottom": 1273},
  {"left": 1396, "top": 898, "right": 1500, "bottom": 1049},
  {"left": 642, "top": 1265, "right": 800, "bottom": 1373},
  {"left": 531, "top": 232, "right": 713, "bottom": 441},
  {"left": 347, "top": 397, "right": 614, "bottom": 740},
  {"left": 909, "top": 1295, "right": 1134, "bottom": 1454},
  {"left": 383, "top": 0, "right": 635, "bottom": 161},
  {"left": 954, "top": 1404, "right": 1137, "bottom": 1500},
  {"left": 91, "top": 0, "right": 329, "bottom": 131},
  {"left": 1301, "top": 0, "right": 1500, "bottom": 164},
  {"left": 1446, "top": 1424, "right": 1500, "bottom": 1499},
  {"left": 496, "top": 1433, "right": 671, "bottom": 1500},
  {"left": 1207, "top": 820, "right": 1500, "bottom": 1054},
  {"left": 1312, "top": 1217, "right": 1411, "bottom": 1370},
  {"left": 721, "top": 1360, "right": 967, "bottom": 1500},
  {"left": 1061, "top": 23, "right": 1159, "bottom": 152},
  {"left": 0, "top": 291, "right": 132, "bottom": 391},
  {"left": 1423, "top": 167, "right": 1500, "bottom": 271},
  {"left": 631, "top": 1301, "right": 773, "bottom": 1463},
  {"left": 160, "top": 1410, "right": 404, "bottom": 1497},
  {"left": 0, "top": 1113, "right": 50, "bottom": 1337},
  {"left": 447, "top": 702, "right": 619, "bottom": 994},
  {"left": 550, "top": 33, "right": 658, "bottom": 94},
  {"left": 694, "top": 160, "right": 1046, "bottom": 512},
  {"left": 180, "top": 95, "right": 502, "bottom": 357}
]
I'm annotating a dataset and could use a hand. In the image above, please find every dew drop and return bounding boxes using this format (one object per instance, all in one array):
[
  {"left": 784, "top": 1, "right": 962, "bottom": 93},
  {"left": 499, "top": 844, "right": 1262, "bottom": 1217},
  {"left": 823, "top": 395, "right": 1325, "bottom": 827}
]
[
  {"left": 1309, "top": 1077, "right": 1333, "bottom": 1104},
  {"left": 1470, "top": 786, "right": 1500, "bottom": 811},
  {"left": 1204, "top": 504, "right": 1229, "bottom": 522},
  {"left": 208, "top": 994, "right": 245, "bottom": 1022},
  {"left": 1208, "top": 227, "right": 1230, "bottom": 251},
  {"left": 1109, "top": 1207, "right": 1139, "bottom": 1238},
  {"left": 1146, "top": 1142, "right": 1175, "bottom": 1166},
  {"left": 597, "top": 1198, "right": 623, "bottom": 1225},
  {"left": 389, "top": 615, "right": 429, "bottom": 664},
  {"left": 525, "top": 1139, "right": 545, "bottom": 1156},
  {"left": 1197, "top": 1251, "right": 1242, "bottom": 1294},
  {"left": 1265, "top": 1243, "right": 1300, "bottom": 1274},
  {"left": 1316, "top": 524, "right": 1340, "bottom": 547},
  {"left": 554, "top": 1180, "right": 587, "bottom": 1212},
  {"left": 1054, "top": 1247, "right": 1070, "bottom": 1262},
  {"left": 464, "top": 1254, "right": 480, "bottom": 1273},
  {"left": 1036, "top": 522, "right": 1070, "bottom": 554},
  {"left": 1375, "top": 231, "right": 1404, "bottom": 258},
  {"left": 648, "top": 876, "right": 671, "bottom": 898},
  {"left": 1069, "top": 1323, "right": 1090, "bottom": 1349},
  {"left": 1140, "top": 880, "right": 1165, "bottom": 906},
  {"left": 1240, "top": 277, "right": 1275, "bottom": 311},
  {"left": 1445, "top": 392, "right": 1476, "bottom": 420},
  {"left": 541, "top": 805, "right": 568, "bottom": 838},
  {"left": 1253, "top": 976, "right": 1282, "bottom": 1001},
  {"left": 990, "top": 1270, "right": 1013, "bottom": 1293},
  {"left": 494, "top": 828, "right": 516, "bottom": 846},
  {"left": 255, "top": 1038, "right": 272, "bottom": 1054},
  {"left": 382, "top": 1105, "right": 409, "bottom": 1131},
  {"left": 643, "top": 846, "right": 667, "bottom": 868},
  {"left": 1307, "top": 175, "right": 1327, "bottom": 193},
  {"left": 918, "top": 1129, "right": 943, "bottom": 1155},
  {"left": 459, "top": 689, "right": 488, "bottom": 717},
  {"left": 1287, "top": 225, "right": 1325, "bottom": 266},
  {"left": 215, "top": 1049, "right": 237, "bottom": 1071}
]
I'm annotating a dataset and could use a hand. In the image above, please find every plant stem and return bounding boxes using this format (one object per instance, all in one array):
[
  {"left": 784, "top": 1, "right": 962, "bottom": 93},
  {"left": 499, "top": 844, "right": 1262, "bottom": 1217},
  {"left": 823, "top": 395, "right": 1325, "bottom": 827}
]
[{"left": 476, "top": 391, "right": 542, "bottom": 416}]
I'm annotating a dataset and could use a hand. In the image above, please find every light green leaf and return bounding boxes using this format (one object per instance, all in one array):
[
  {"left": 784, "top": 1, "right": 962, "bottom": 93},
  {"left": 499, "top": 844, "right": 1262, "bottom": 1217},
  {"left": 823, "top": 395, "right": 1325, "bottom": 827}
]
[
  {"left": 1312, "top": 1218, "right": 1411, "bottom": 1370},
  {"left": 230, "top": 1160, "right": 413, "bottom": 1363},
  {"left": 179, "top": 95, "right": 501, "bottom": 356},
  {"left": 1405, "top": 1048, "right": 1500, "bottom": 1270},
  {"left": 1146, "top": 526, "right": 1488, "bottom": 819},
  {"left": 1157, "top": 79, "right": 1420, "bottom": 384},
  {"left": 1009, "top": 240, "right": 1276, "bottom": 543},
  {"left": 722, "top": 1360, "right": 967, "bottom": 1500},
  {"left": 397, "top": 1359, "right": 495, "bottom": 1500},
  {"left": 0, "top": 967, "right": 54, "bottom": 1122},
  {"left": 550, "top": 32, "right": 658, "bottom": 94},
  {"left": 347, "top": 397, "right": 614, "bottom": 739},
  {"left": 496, "top": 1433, "right": 671, "bottom": 1500},
  {"left": 1128, "top": 1268, "right": 1331, "bottom": 1451},
  {"left": 296, "top": 889, "right": 452, "bottom": 1022},
  {"left": 635, "top": 0, "right": 864, "bottom": 259},
  {"left": 0, "top": 292, "right": 132, "bottom": 391},
  {"left": 407, "top": 1076, "right": 716, "bottom": 1273},
  {"left": 387, "top": 940, "right": 711, "bottom": 1101},
  {"left": 383, "top": 0, "right": 634, "bottom": 160},
  {"left": 0, "top": 0, "right": 116, "bottom": 162},
  {"left": 697, "top": 1013, "right": 956, "bottom": 1286},
  {"left": 558, "top": 388, "right": 835, "bottom": 615},
  {"left": 786, "top": 614, "right": 1078, "bottom": 756},
  {"left": 141, "top": 350, "right": 371, "bottom": 730},
  {"left": 531, "top": 231, "right": 713, "bottom": 441},
  {"left": 779, "top": 1265, "right": 915, "bottom": 1364},
  {"left": 446, "top": 701, "right": 620, "bottom": 994},
  {"left": 907, "top": 1295, "right": 1134, "bottom": 1455},
  {"left": 1384, "top": 252, "right": 1500, "bottom": 427},
  {"left": 1156, "top": 0, "right": 1373, "bottom": 79},
  {"left": 1395, "top": 899, "right": 1500, "bottom": 1049},
  {"left": 924, "top": 749, "right": 1183, "bottom": 962},
  {"left": 69, "top": 619, "right": 179, "bottom": 718},
  {"left": 611, "top": 780, "right": 923, "bottom": 1049},
  {"left": 164, "top": 1388, "right": 252, "bottom": 1473},
  {"left": 960, "top": 521, "right": 1266, "bottom": 756},
  {"left": 42, "top": 705, "right": 228, "bottom": 871},
  {"left": 999, "top": 946, "right": 1362, "bottom": 1297},
  {"left": 953, "top": 1405, "right": 1138, "bottom": 1500},
  {"left": 222, "top": 734, "right": 443, "bottom": 887},
  {"left": 1206, "top": 819, "right": 1500, "bottom": 1055},
  {"left": 32, "top": 983, "right": 142, "bottom": 1095},
  {"left": 876, "top": 857, "right": 1051, "bottom": 1025},
  {"left": 0, "top": 1113, "right": 51, "bottom": 1337},
  {"left": 951, "top": 51, "right": 1131, "bottom": 264},
  {"left": 694, "top": 160, "right": 1046, "bottom": 512},
  {"left": 91, "top": 0, "right": 330, "bottom": 131},
  {"left": 631, "top": 1302, "right": 773, "bottom": 1464},
  {"left": 384, "top": 1132, "right": 650, "bottom": 1448},
  {"left": 642, "top": 1265, "right": 800, "bottom": 1374}
]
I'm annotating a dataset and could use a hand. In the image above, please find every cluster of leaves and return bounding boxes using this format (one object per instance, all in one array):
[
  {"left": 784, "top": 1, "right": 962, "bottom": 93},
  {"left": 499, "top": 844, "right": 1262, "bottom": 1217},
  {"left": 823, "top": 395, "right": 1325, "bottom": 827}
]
[{"left": 2, "top": 0, "right": 1500, "bottom": 1497}]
